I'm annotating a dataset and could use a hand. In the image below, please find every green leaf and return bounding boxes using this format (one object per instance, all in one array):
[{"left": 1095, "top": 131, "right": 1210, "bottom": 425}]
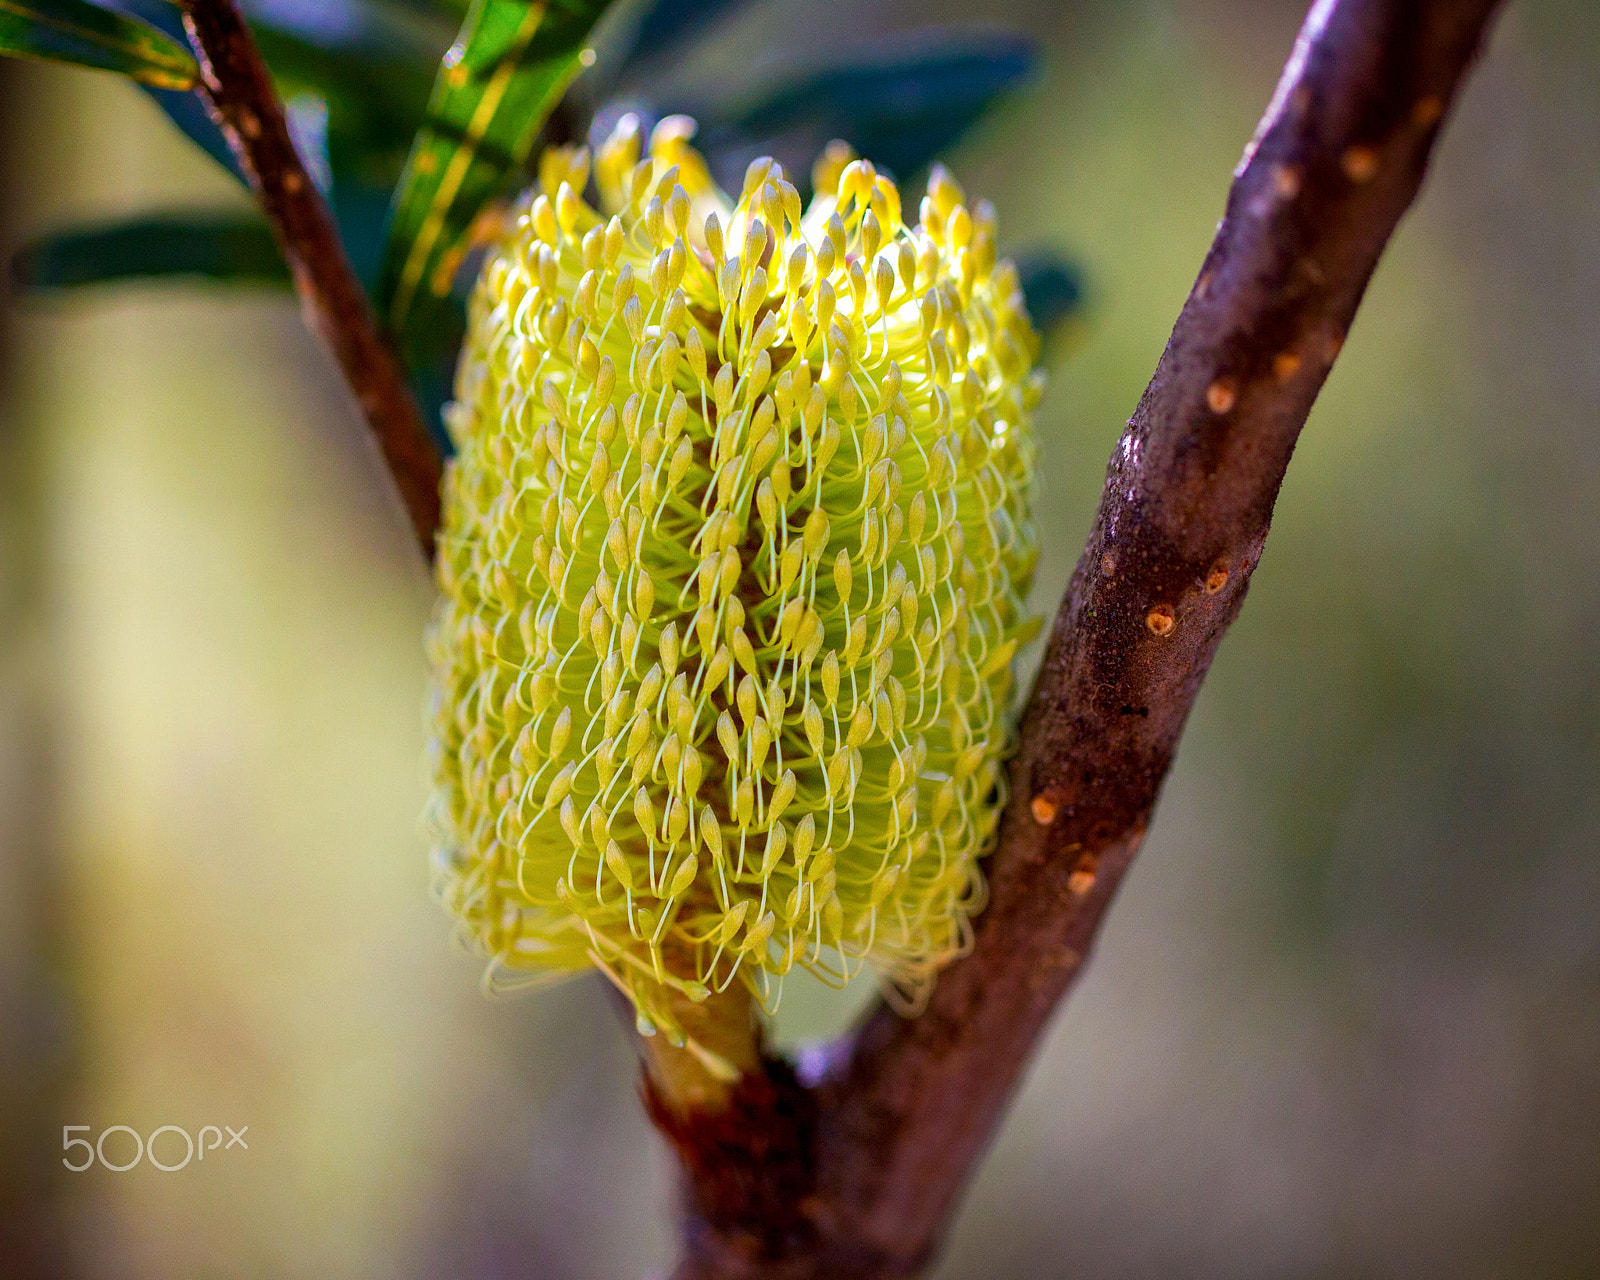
[
  {"left": 613, "top": 0, "right": 754, "bottom": 77},
  {"left": 240, "top": 0, "right": 452, "bottom": 172},
  {"left": 378, "top": 0, "right": 613, "bottom": 351},
  {"left": 0, "top": 0, "right": 198, "bottom": 89},
  {"left": 252, "top": 24, "right": 435, "bottom": 175},
  {"left": 239, "top": 0, "right": 457, "bottom": 59},
  {"left": 101, "top": 1, "right": 250, "bottom": 180},
  {"left": 10, "top": 213, "right": 288, "bottom": 291},
  {"left": 687, "top": 29, "right": 1038, "bottom": 196},
  {"left": 1011, "top": 250, "right": 1085, "bottom": 339}
]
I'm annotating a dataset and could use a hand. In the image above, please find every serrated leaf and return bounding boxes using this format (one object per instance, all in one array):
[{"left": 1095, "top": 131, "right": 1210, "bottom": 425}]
[
  {"left": 691, "top": 28, "right": 1038, "bottom": 192},
  {"left": 1011, "top": 250, "right": 1084, "bottom": 339},
  {"left": 0, "top": 0, "right": 198, "bottom": 89},
  {"left": 10, "top": 213, "right": 288, "bottom": 291},
  {"left": 378, "top": 0, "right": 614, "bottom": 350}
]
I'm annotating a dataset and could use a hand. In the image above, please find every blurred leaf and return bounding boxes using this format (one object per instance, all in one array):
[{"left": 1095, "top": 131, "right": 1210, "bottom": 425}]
[
  {"left": 10, "top": 213, "right": 288, "bottom": 291},
  {"left": 614, "top": 0, "right": 754, "bottom": 75},
  {"left": 0, "top": 0, "right": 197, "bottom": 88},
  {"left": 240, "top": 0, "right": 454, "bottom": 57},
  {"left": 379, "top": 0, "right": 614, "bottom": 352},
  {"left": 99, "top": 0, "right": 250, "bottom": 182},
  {"left": 251, "top": 23, "right": 435, "bottom": 173},
  {"left": 692, "top": 28, "right": 1037, "bottom": 191},
  {"left": 142, "top": 81, "right": 250, "bottom": 181},
  {"left": 105, "top": 1, "right": 442, "bottom": 187},
  {"left": 103, "top": 2, "right": 455, "bottom": 309},
  {"left": 330, "top": 177, "right": 398, "bottom": 291},
  {"left": 1012, "top": 250, "right": 1084, "bottom": 339},
  {"left": 410, "top": 344, "right": 464, "bottom": 453}
]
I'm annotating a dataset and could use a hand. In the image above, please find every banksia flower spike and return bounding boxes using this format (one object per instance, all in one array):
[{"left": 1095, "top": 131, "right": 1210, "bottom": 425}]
[{"left": 426, "top": 115, "right": 1044, "bottom": 1072}]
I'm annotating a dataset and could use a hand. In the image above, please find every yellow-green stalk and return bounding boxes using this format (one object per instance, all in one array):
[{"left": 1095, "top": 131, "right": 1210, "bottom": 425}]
[{"left": 426, "top": 116, "right": 1043, "bottom": 1073}]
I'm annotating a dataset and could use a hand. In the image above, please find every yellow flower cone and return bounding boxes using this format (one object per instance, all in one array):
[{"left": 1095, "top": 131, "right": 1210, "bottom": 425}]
[{"left": 426, "top": 115, "right": 1044, "bottom": 1054}]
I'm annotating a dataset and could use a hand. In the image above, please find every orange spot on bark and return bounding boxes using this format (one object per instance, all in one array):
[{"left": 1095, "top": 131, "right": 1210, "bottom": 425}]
[{"left": 1342, "top": 145, "right": 1379, "bottom": 183}]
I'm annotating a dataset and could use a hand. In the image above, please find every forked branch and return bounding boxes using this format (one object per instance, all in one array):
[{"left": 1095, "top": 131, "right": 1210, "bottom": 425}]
[
  {"left": 656, "top": 1, "right": 1505, "bottom": 1277},
  {"left": 170, "top": 0, "right": 1507, "bottom": 1275},
  {"left": 178, "top": 0, "right": 442, "bottom": 558}
]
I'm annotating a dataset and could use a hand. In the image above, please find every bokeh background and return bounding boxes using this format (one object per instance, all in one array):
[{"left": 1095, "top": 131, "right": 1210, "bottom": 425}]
[{"left": 3, "top": 0, "right": 1599, "bottom": 1276}]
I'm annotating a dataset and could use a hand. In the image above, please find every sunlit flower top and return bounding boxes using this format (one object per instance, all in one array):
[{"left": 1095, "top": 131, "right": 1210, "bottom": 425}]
[{"left": 427, "top": 114, "right": 1043, "bottom": 1069}]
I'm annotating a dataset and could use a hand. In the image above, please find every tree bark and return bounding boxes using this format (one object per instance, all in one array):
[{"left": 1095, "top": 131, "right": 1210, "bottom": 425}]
[{"left": 656, "top": 1, "right": 1505, "bottom": 1276}]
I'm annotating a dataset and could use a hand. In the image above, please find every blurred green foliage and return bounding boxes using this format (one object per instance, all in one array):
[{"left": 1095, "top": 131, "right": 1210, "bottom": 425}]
[
  {"left": 6, "top": 0, "right": 1081, "bottom": 424},
  {"left": 11, "top": 211, "right": 285, "bottom": 288},
  {"left": 0, "top": 0, "right": 196, "bottom": 88},
  {"left": 377, "top": 0, "right": 612, "bottom": 353}
]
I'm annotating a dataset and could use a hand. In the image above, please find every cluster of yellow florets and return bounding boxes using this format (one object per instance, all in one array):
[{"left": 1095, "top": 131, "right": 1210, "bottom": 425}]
[{"left": 426, "top": 114, "right": 1043, "bottom": 1052}]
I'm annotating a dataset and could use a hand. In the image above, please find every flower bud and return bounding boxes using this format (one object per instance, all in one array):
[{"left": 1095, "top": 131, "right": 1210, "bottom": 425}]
[{"left": 427, "top": 123, "right": 1043, "bottom": 1048}]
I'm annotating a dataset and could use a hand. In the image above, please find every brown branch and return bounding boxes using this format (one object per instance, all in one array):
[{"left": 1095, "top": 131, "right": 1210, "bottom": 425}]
[
  {"left": 167, "top": 0, "right": 1506, "bottom": 1269},
  {"left": 178, "top": 0, "right": 442, "bottom": 559},
  {"left": 654, "top": 1, "right": 1506, "bottom": 1276}
]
